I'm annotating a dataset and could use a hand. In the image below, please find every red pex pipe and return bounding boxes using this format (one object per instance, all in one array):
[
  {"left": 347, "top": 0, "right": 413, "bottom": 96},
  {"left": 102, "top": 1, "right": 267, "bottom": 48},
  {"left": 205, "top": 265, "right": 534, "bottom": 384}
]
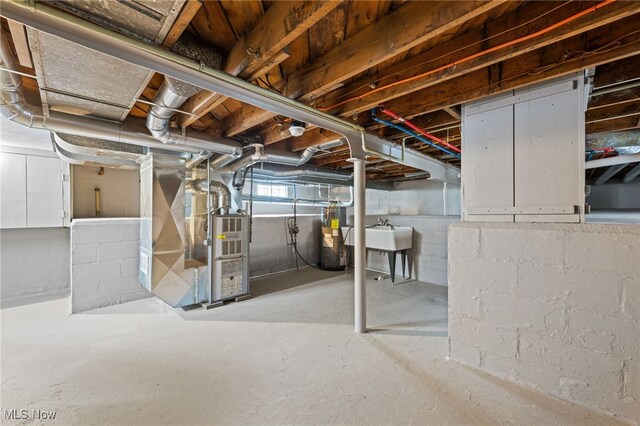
[{"left": 380, "top": 107, "right": 462, "bottom": 154}]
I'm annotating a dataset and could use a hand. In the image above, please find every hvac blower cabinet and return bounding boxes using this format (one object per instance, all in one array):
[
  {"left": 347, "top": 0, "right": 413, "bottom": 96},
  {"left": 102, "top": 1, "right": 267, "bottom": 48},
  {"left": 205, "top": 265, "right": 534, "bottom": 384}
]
[{"left": 139, "top": 153, "right": 249, "bottom": 309}]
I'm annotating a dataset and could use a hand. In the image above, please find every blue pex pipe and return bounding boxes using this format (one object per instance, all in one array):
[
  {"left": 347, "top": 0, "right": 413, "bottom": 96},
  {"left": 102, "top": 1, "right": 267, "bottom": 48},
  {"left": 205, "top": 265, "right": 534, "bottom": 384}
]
[{"left": 370, "top": 111, "right": 461, "bottom": 159}]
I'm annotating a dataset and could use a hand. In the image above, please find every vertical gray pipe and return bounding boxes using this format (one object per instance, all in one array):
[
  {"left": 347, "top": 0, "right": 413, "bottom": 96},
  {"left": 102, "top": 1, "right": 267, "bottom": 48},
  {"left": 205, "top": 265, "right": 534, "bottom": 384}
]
[{"left": 353, "top": 159, "right": 366, "bottom": 333}]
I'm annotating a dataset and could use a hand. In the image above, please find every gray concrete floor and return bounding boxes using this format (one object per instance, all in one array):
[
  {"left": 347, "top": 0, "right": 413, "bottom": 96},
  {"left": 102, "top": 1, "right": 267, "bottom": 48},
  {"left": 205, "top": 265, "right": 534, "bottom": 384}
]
[{"left": 1, "top": 269, "right": 620, "bottom": 425}]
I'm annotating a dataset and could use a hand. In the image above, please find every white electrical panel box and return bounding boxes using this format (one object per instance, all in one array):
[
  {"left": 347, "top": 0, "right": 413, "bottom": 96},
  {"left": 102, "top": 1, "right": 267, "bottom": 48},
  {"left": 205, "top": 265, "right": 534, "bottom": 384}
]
[{"left": 461, "top": 73, "right": 585, "bottom": 223}]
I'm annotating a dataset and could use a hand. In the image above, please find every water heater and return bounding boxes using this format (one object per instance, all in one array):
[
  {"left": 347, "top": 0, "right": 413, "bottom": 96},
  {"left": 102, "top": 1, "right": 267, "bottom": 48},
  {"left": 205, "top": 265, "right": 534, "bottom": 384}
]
[{"left": 319, "top": 205, "right": 347, "bottom": 270}]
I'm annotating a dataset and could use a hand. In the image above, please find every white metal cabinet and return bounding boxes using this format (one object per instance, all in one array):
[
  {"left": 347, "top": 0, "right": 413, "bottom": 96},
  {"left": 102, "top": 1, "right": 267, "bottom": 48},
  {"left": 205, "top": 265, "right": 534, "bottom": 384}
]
[
  {"left": 0, "top": 152, "right": 27, "bottom": 228},
  {"left": 462, "top": 93, "right": 514, "bottom": 222},
  {"left": 462, "top": 73, "right": 585, "bottom": 223},
  {"left": 26, "top": 155, "right": 64, "bottom": 227},
  {"left": 0, "top": 149, "right": 68, "bottom": 229},
  {"left": 513, "top": 80, "right": 584, "bottom": 222}
]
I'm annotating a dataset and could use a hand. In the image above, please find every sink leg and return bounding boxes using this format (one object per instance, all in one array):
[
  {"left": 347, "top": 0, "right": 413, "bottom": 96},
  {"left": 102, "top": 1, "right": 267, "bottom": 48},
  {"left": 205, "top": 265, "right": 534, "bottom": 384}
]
[
  {"left": 388, "top": 251, "right": 396, "bottom": 284},
  {"left": 401, "top": 250, "right": 407, "bottom": 279}
]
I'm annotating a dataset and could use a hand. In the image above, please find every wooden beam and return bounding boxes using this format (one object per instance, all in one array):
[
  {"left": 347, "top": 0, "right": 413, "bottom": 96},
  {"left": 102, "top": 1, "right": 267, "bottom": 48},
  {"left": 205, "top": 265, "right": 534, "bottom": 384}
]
[
  {"left": 288, "top": 0, "right": 503, "bottom": 101},
  {"left": 178, "top": 1, "right": 342, "bottom": 127},
  {"left": 289, "top": 128, "right": 344, "bottom": 151},
  {"left": 162, "top": 0, "right": 202, "bottom": 48},
  {"left": 593, "top": 56, "right": 640, "bottom": 89},
  {"left": 259, "top": 1, "right": 640, "bottom": 149},
  {"left": 588, "top": 86, "right": 640, "bottom": 110},
  {"left": 222, "top": 0, "right": 503, "bottom": 137},
  {"left": 586, "top": 101, "right": 640, "bottom": 123},
  {"left": 381, "top": 16, "right": 640, "bottom": 121},
  {"left": 314, "top": 151, "right": 352, "bottom": 166},
  {"left": 443, "top": 106, "right": 462, "bottom": 121},
  {"left": 586, "top": 114, "right": 640, "bottom": 134},
  {"left": 7, "top": 20, "right": 32, "bottom": 68},
  {"left": 243, "top": 48, "right": 290, "bottom": 82},
  {"left": 317, "top": 0, "right": 640, "bottom": 116},
  {"left": 228, "top": 1, "right": 341, "bottom": 79},
  {"left": 226, "top": 103, "right": 291, "bottom": 137}
]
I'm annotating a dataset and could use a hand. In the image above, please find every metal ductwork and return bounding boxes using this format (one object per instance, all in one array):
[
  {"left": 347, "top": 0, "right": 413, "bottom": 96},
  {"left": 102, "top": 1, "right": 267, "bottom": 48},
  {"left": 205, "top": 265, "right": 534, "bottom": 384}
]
[
  {"left": 227, "top": 140, "right": 344, "bottom": 189},
  {"left": 247, "top": 165, "right": 393, "bottom": 191},
  {"left": 52, "top": 132, "right": 142, "bottom": 169},
  {"left": 186, "top": 179, "right": 231, "bottom": 215},
  {"left": 146, "top": 78, "right": 201, "bottom": 143},
  {"left": 0, "top": 0, "right": 460, "bottom": 183},
  {"left": 147, "top": 34, "right": 223, "bottom": 144},
  {"left": 0, "top": 35, "right": 242, "bottom": 167}
]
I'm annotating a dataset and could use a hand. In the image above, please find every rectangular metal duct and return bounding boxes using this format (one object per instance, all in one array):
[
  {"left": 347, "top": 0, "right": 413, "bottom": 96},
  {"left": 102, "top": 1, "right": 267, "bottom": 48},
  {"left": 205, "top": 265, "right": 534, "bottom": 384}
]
[
  {"left": 27, "top": 0, "right": 186, "bottom": 121},
  {"left": 139, "top": 153, "right": 200, "bottom": 307}
]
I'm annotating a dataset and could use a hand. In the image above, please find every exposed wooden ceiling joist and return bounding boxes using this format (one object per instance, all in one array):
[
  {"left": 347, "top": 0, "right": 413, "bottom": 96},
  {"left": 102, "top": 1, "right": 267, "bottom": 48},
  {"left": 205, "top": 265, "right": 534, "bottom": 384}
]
[
  {"left": 588, "top": 86, "right": 640, "bottom": 110},
  {"left": 586, "top": 101, "right": 640, "bottom": 124},
  {"left": 7, "top": 19, "right": 32, "bottom": 67},
  {"left": 220, "top": 0, "right": 505, "bottom": 137},
  {"left": 317, "top": 0, "right": 640, "bottom": 117},
  {"left": 593, "top": 56, "right": 640, "bottom": 89},
  {"left": 586, "top": 114, "right": 640, "bottom": 134},
  {"left": 251, "top": 0, "right": 640, "bottom": 151},
  {"left": 161, "top": 0, "right": 202, "bottom": 48},
  {"left": 178, "top": 0, "right": 343, "bottom": 127},
  {"left": 380, "top": 16, "right": 640, "bottom": 121}
]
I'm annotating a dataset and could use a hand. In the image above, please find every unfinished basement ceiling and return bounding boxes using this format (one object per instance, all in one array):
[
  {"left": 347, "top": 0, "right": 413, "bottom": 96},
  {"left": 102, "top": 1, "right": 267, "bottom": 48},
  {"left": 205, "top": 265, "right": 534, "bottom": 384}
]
[
  {"left": 25, "top": 0, "right": 186, "bottom": 120},
  {"left": 3, "top": 0, "right": 640, "bottom": 181}
]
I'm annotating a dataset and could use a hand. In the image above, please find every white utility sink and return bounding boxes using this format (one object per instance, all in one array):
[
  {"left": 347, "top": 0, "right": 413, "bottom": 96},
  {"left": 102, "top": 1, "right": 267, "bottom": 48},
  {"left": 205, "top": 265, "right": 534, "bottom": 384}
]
[{"left": 342, "top": 226, "right": 413, "bottom": 251}]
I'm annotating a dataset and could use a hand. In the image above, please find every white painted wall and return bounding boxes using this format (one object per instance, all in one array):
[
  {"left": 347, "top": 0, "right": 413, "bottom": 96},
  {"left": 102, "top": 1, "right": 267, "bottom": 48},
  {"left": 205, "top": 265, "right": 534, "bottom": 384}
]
[
  {"left": 448, "top": 222, "right": 639, "bottom": 422},
  {"left": 0, "top": 228, "right": 70, "bottom": 307},
  {"left": 365, "top": 179, "right": 460, "bottom": 216},
  {"left": 71, "top": 218, "right": 149, "bottom": 313},
  {"left": 0, "top": 123, "right": 71, "bottom": 307},
  {"left": 249, "top": 215, "right": 321, "bottom": 277},
  {"left": 72, "top": 165, "right": 140, "bottom": 218},
  {"left": 588, "top": 181, "right": 640, "bottom": 210}
]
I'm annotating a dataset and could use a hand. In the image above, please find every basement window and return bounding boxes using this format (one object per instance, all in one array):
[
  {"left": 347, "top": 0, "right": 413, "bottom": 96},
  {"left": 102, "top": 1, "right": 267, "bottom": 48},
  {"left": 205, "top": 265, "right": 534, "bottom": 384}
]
[{"left": 255, "top": 183, "right": 289, "bottom": 198}]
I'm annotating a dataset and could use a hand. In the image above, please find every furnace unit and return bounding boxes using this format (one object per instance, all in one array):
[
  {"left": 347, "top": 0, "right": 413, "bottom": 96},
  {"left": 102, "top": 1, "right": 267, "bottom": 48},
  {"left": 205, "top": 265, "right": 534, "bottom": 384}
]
[{"left": 139, "top": 153, "right": 249, "bottom": 309}]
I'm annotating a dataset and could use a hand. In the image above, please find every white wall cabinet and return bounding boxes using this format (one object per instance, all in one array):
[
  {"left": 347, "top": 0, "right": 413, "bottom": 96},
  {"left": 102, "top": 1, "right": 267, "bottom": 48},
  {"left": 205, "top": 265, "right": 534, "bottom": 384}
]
[
  {"left": 0, "top": 149, "right": 68, "bottom": 229},
  {"left": 462, "top": 73, "right": 585, "bottom": 223},
  {"left": 0, "top": 152, "right": 28, "bottom": 228}
]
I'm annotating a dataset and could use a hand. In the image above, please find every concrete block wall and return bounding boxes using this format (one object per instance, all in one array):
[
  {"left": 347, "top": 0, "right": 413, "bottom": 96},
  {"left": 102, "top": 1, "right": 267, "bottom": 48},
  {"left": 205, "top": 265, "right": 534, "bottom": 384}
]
[
  {"left": 0, "top": 228, "right": 70, "bottom": 307},
  {"left": 364, "top": 215, "right": 458, "bottom": 286},
  {"left": 365, "top": 179, "right": 461, "bottom": 216},
  {"left": 448, "top": 222, "right": 640, "bottom": 422},
  {"left": 249, "top": 216, "right": 321, "bottom": 277},
  {"left": 71, "top": 218, "right": 149, "bottom": 313}
]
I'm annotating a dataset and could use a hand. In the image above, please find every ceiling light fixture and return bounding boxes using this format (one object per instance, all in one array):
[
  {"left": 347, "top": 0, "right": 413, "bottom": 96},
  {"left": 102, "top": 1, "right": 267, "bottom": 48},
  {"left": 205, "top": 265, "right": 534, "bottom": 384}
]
[{"left": 289, "top": 120, "right": 306, "bottom": 137}]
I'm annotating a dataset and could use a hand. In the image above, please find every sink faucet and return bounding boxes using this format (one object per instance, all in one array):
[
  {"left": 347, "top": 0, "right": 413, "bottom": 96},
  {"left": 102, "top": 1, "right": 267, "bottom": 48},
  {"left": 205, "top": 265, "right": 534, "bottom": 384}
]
[{"left": 378, "top": 217, "right": 389, "bottom": 226}]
